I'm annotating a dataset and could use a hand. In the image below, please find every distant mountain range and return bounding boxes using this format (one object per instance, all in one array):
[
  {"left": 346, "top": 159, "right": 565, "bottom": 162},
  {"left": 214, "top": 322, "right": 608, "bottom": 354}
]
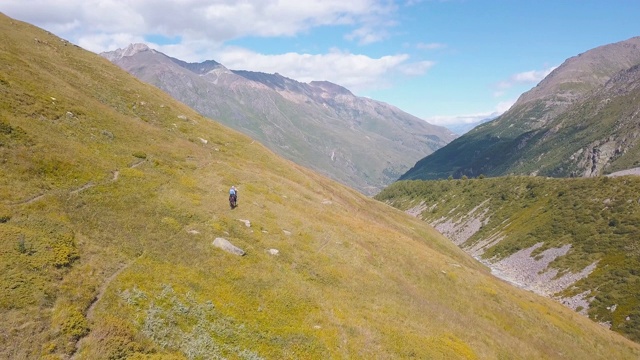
[
  {"left": 401, "top": 36, "right": 640, "bottom": 180},
  {"left": 102, "top": 44, "right": 456, "bottom": 194},
  {"left": 445, "top": 114, "right": 497, "bottom": 135}
]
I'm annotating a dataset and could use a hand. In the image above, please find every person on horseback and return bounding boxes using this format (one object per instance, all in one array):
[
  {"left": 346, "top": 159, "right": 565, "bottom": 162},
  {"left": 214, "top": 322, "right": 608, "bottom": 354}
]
[{"left": 229, "top": 185, "right": 238, "bottom": 208}]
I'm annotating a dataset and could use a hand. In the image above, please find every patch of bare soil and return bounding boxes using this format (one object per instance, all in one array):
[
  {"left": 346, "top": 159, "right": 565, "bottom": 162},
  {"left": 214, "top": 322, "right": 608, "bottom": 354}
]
[
  {"left": 405, "top": 201, "right": 427, "bottom": 217},
  {"left": 607, "top": 167, "right": 640, "bottom": 177},
  {"left": 12, "top": 193, "right": 45, "bottom": 205},
  {"left": 429, "top": 200, "right": 491, "bottom": 245},
  {"left": 486, "top": 243, "right": 597, "bottom": 297},
  {"left": 406, "top": 200, "right": 598, "bottom": 315},
  {"left": 70, "top": 182, "right": 94, "bottom": 194}
]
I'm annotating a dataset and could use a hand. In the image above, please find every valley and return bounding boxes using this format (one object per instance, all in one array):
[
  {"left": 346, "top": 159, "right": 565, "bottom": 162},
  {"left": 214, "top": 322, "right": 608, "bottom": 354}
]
[{"left": 377, "top": 175, "right": 640, "bottom": 341}]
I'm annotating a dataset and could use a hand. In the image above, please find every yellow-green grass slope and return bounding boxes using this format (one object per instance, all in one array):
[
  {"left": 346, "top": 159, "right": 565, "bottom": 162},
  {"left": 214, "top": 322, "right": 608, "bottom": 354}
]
[{"left": 1, "top": 13, "right": 639, "bottom": 359}]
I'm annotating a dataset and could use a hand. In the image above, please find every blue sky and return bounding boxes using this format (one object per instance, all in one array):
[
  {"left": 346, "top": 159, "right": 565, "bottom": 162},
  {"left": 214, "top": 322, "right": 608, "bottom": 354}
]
[{"left": 3, "top": 1, "right": 639, "bottom": 130}]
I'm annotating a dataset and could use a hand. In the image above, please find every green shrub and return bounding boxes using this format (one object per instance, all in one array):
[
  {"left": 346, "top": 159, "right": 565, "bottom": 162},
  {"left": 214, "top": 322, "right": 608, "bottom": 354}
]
[
  {"left": 0, "top": 204, "right": 10, "bottom": 222},
  {"left": 61, "top": 307, "right": 89, "bottom": 339},
  {"left": 0, "top": 120, "right": 12, "bottom": 134},
  {"left": 51, "top": 234, "right": 79, "bottom": 267},
  {"left": 16, "top": 236, "right": 33, "bottom": 255}
]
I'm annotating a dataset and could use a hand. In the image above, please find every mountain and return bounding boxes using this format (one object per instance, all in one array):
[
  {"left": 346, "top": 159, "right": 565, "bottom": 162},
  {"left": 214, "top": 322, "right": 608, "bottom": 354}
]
[
  {"left": 445, "top": 114, "right": 498, "bottom": 135},
  {"left": 3, "top": 13, "right": 640, "bottom": 359},
  {"left": 101, "top": 44, "right": 456, "bottom": 195},
  {"left": 376, "top": 175, "right": 640, "bottom": 342},
  {"left": 401, "top": 36, "right": 640, "bottom": 181}
]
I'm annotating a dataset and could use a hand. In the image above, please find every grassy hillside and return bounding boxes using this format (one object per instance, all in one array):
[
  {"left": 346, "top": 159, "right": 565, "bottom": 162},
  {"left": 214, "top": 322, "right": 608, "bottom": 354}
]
[
  {"left": 400, "top": 37, "right": 640, "bottom": 181},
  {"left": 376, "top": 176, "right": 640, "bottom": 342},
  {"left": 2, "top": 13, "right": 640, "bottom": 359}
]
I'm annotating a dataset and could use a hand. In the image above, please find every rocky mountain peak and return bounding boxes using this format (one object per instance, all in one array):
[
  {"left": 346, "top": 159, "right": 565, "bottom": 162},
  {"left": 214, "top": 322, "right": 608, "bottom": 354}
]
[
  {"left": 101, "top": 43, "right": 152, "bottom": 61},
  {"left": 515, "top": 36, "right": 640, "bottom": 107},
  {"left": 171, "top": 58, "right": 225, "bottom": 75}
]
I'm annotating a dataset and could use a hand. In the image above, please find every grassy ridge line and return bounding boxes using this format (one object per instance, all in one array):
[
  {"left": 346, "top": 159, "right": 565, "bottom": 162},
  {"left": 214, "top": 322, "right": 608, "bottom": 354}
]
[
  {"left": 376, "top": 176, "right": 640, "bottom": 342},
  {"left": 2, "top": 13, "right": 640, "bottom": 359}
]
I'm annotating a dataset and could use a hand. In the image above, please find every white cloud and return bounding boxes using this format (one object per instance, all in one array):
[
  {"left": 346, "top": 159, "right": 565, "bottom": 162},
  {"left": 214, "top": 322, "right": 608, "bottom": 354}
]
[
  {"left": 426, "top": 113, "right": 494, "bottom": 126},
  {"left": 425, "top": 100, "right": 515, "bottom": 126},
  {"left": 2, "top": 0, "right": 393, "bottom": 47},
  {"left": 78, "top": 33, "right": 147, "bottom": 55},
  {"left": 345, "top": 26, "right": 390, "bottom": 45},
  {"left": 2, "top": 0, "right": 411, "bottom": 78},
  {"left": 495, "top": 99, "right": 516, "bottom": 113},
  {"left": 497, "top": 66, "right": 557, "bottom": 90},
  {"left": 398, "top": 60, "right": 436, "bottom": 76},
  {"left": 342, "top": 2, "right": 398, "bottom": 45},
  {"left": 213, "top": 47, "right": 422, "bottom": 91},
  {"left": 1, "top": 0, "right": 434, "bottom": 96},
  {"left": 416, "top": 42, "right": 446, "bottom": 50}
]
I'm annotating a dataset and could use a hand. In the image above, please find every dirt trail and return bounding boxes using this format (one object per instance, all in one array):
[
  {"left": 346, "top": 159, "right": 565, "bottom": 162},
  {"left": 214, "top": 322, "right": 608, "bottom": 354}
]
[
  {"left": 11, "top": 193, "right": 44, "bottom": 205},
  {"left": 8, "top": 162, "right": 149, "bottom": 359},
  {"left": 10, "top": 159, "right": 143, "bottom": 207},
  {"left": 70, "top": 182, "right": 95, "bottom": 194},
  {"left": 85, "top": 259, "right": 135, "bottom": 319},
  {"left": 71, "top": 254, "right": 141, "bottom": 359}
]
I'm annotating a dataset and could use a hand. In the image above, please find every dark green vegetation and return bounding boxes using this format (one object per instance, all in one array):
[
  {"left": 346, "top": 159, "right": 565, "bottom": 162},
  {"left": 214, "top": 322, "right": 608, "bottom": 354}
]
[
  {"left": 401, "top": 37, "right": 640, "bottom": 181},
  {"left": 2, "top": 13, "right": 640, "bottom": 359},
  {"left": 101, "top": 44, "right": 457, "bottom": 195},
  {"left": 376, "top": 175, "right": 640, "bottom": 342}
]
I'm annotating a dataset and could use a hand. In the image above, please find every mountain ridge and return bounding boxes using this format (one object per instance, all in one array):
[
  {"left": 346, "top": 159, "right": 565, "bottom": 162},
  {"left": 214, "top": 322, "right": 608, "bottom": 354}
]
[
  {"left": 101, "top": 43, "right": 457, "bottom": 195},
  {"left": 401, "top": 36, "right": 640, "bottom": 181}
]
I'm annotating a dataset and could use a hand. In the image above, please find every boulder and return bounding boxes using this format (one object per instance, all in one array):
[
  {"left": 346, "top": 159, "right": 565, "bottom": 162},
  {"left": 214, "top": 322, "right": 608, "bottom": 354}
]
[{"left": 212, "top": 237, "right": 245, "bottom": 256}]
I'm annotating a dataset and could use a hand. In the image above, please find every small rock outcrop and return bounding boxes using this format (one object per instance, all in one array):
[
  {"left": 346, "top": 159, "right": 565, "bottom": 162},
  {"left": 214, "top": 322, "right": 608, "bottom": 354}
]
[{"left": 212, "top": 238, "right": 245, "bottom": 256}]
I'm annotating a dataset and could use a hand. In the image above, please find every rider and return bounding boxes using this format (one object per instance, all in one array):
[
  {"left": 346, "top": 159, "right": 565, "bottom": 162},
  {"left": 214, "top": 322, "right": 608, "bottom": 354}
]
[{"left": 229, "top": 185, "right": 238, "bottom": 203}]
